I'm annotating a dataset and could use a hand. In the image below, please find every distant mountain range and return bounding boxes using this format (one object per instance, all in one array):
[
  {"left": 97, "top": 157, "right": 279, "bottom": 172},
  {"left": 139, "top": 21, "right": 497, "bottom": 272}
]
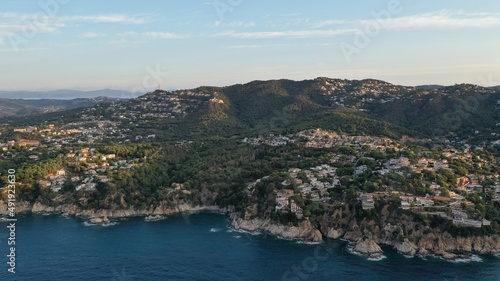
[
  {"left": 0, "top": 89, "right": 142, "bottom": 117},
  {"left": 0, "top": 89, "right": 139, "bottom": 100},
  {"left": 416, "top": 85, "right": 500, "bottom": 91},
  {"left": 0, "top": 97, "right": 124, "bottom": 117},
  {"left": 415, "top": 85, "right": 446, "bottom": 90}
]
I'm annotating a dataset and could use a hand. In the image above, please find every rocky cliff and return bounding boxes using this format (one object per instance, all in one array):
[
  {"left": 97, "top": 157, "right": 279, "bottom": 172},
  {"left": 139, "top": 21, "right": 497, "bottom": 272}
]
[
  {"left": 0, "top": 200, "right": 221, "bottom": 219},
  {"left": 318, "top": 203, "right": 500, "bottom": 259},
  {"left": 231, "top": 216, "right": 323, "bottom": 242},
  {"left": 2, "top": 200, "right": 499, "bottom": 260}
]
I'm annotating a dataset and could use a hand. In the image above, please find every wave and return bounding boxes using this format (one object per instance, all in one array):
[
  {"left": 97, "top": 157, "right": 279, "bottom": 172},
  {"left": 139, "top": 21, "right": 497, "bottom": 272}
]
[
  {"left": 231, "top": 228, "right": 262, "bottom": 236},
  {"left": 427, "top": 253, "right": 483, "bottom": 263},
  {"left": 83, "top": 221, "right": 118, "bottom": 227},
  {"left": 102, "top": 221, "right": 118, "bottom": 227},
  {"left": 449, "top": 255, "right": 482, "bottom": 263},
  {"left": 417, "top": 255, "right": 428, "bottom": 261},
  {"left": 346, "top": 245, "right": 386, "bottom": 261},
  {"left": 346, "top": 245, "right": 363, "bottom": 257},
  {"left": 210, "top": 228, "right": 220, "bottom": 233},
  {"left": 295, "top": 240, "right": 322, "bottom": 245},
  {"left": 232, "top": 235, "right": 242, "bottom": 239},
  {"left": 367, "top": 255, "right": 387, "bottom": 262}
]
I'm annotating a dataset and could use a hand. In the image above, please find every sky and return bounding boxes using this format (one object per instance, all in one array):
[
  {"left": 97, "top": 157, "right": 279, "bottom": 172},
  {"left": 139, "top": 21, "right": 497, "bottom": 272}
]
[{"left": 0, "top": 0, "right": 500, "bottom": 92}]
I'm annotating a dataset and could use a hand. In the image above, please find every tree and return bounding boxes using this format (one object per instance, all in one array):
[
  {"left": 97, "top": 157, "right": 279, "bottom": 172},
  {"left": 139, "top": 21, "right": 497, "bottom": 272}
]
[{"left": 440, "top": 187, "right": 450, "bottom": 197}]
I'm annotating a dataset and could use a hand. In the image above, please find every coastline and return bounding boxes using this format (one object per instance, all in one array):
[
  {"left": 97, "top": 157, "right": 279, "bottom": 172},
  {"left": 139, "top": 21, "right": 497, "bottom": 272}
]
[{"left": 1, "top": 200, "right": 499, "bottom": 262}]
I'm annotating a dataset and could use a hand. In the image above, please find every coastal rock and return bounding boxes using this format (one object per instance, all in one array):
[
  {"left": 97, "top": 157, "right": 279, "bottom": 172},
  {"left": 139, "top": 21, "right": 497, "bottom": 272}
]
[
  {"left": 395, "top": 239, "right": 418, "bottom": 256},
  {"left": 32, "top": 202, "right": 57, "bottom": 213},
  {"left": 89, "top": 216, "right": 109, "bottom": 224},
  {"left": 326, "top": 227, "right": 345, "bottom": 239},
  {"left": 354, "top": 238, "right": 383, "bottom": 256},
  {"left": 231, "top": 217, "right": 323, "bottom": 242},
  {"left": 440, "top": 251, "right": 457, "bottom": 260},
  {"left": 417, "top": 247, "right": 428, "bottom": 256},
  {"left": 417, "top": 233, "right": 440, "bottom": 252},
  {"left": 177, "top": 204, "right": 220, "bottom": 213},
  {"left": 342, "top": 224, "right": 363, "bottom": 242},
  {"left": 3, "top": 200, "right": 500, "bottom": 258},
  {"left": 145, "top": 215, "right": 166, "bottom": 221},
  {"left": 416, "top": 233, "right": 500, "bottom": 256},
  {"left": 0, "top": 201, "right": 32, "bottom": 215}
]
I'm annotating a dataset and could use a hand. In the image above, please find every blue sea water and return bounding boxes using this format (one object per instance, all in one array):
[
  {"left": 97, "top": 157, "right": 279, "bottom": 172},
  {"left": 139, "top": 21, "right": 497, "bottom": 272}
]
[{"left": 0, "top": 213, "right": 499, "bottom": 281}]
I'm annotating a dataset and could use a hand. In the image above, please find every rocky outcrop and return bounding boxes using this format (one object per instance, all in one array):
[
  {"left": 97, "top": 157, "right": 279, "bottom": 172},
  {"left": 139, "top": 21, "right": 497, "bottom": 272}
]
[
  {"left": 88, "top": 217, "right": 109, "bottom": 225},
  {"left": 416, "top": 232, "right": 500, "bottom": 256},
  {"left": 354, "top": 238, "right": 383, "bottom": 256},
  {"left": 0, "top": 200, "right": 32, "bottom": 215},
  {"left": 342, "top": 221, "right": 363, "bottom": 242},
  {"left": 3, "top": 200, "right": 500, "bottom": 259},
  {"left": 231, "top": 216, "right": 323, "bottom": 242},
  {"left": 0, "top": 200, "right": 222, "bottom": 220},
  {"left": 395, "top": 239, "right": 418, "bottom": 256},
  {"left": 326, "top": 227, "right": 345, "bottom": 239},
  {"left": 317, "top": 204, "right": 500, "bottom": 259}
]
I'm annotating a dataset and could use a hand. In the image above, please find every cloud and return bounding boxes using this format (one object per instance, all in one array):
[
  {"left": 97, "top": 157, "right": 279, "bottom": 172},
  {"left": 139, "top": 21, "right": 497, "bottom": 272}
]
[
  {"left": 0, "top": 12, "right": 148, "bottom": 24},
  {"left": 82, "top": 32, "right": 106, "bottom": 38},
  {"left": 316, "top": 10, "right": 500, "bottom": 30},
  {"left": 215, "top": 29, "right": 357, "bottom": 39},
  {"left": 61, "top": 15, "right": 148, "bottom": 24},
  {"left": 0, "top": 23, "right": 63, "bottom": 34},
  {"left": 381, "top": 11, "right": 500, "bottom": 29},
  {"left": 144, "top": 32, "right": 186, "bottom": 39},
  {"left": 315, "top": 20, "right": 346, "bottom": 28},
  {"left": 0, "top": 12, "right": 148, "bottom": 45},
  {"left": 0, "top": 12, "right": 65, "bottom": 44},
  {"left": 117, "top": 31, "right": 186, "bottom": 40}
]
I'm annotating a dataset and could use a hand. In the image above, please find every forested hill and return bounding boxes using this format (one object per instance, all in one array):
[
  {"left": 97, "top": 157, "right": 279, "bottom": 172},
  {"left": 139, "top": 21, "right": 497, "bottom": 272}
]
[{"left": 3, "top": 77, "right": 499, "bottom": 142}]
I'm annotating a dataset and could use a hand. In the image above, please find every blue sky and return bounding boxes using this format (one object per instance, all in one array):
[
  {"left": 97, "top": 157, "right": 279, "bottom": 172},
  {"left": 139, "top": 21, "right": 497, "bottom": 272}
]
[{"left": 1, "top": 0, "right": 500, "bottom": 92}]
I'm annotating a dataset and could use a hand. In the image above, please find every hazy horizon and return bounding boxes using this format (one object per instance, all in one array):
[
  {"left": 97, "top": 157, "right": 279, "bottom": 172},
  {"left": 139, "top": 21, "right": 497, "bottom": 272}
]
[
  {"left": 0, "top": 76, "right": 498, "bottom": 94},
  {"left": 1, "top": 0, "right": 499, "bottom": 92}
]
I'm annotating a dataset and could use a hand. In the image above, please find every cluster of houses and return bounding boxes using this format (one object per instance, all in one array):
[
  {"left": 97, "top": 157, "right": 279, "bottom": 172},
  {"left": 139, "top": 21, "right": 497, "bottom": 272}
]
[
  {"left": 39, "top": 169, "right": 67, "bottom": 192},
  {"left": 274, "top": 189, "right": 303, "bottom": 218},
  {"left": 242, "top": 135, "right": 296, "bottom": 147},
  {"left": 356, "top": 189, "right": 494, "bottom": 228},
  {"left": 287, "top": 166, "right": 338, "bottom": 199},
  {"left": 318, "top": 78, "right": 413, "bottom": 97},
  {"left": 451, "top": 209, "right": 490, "bottom": 228},
  {"left": 317, "top": 78, "right": 414, "bottom": 109},
  {"left": 92, "top": 89, "right": 212, "bottom": 123},
  {"left": 34, "top": 147, "right": 140, "bottom": 193},
  {"left": 244, "top": 128, "right": 499, "bottom": 228},
  {"left": 299, "top": 129, "right": 396, "bottom": 151}
]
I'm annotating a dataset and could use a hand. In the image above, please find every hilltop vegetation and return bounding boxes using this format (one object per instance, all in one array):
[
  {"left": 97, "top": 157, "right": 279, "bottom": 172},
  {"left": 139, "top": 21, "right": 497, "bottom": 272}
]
[
  {"left": 3, "top": 77, "right": 497, "bottom": 142},
  {"left": 1, "top": 77, "right": 500, "bottom": 258}
]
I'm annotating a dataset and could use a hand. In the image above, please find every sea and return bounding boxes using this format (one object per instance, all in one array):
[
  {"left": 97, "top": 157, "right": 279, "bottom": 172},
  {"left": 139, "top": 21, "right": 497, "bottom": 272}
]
[{"left": 0, "top": 212, "right": 499, "bottom": 281}]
